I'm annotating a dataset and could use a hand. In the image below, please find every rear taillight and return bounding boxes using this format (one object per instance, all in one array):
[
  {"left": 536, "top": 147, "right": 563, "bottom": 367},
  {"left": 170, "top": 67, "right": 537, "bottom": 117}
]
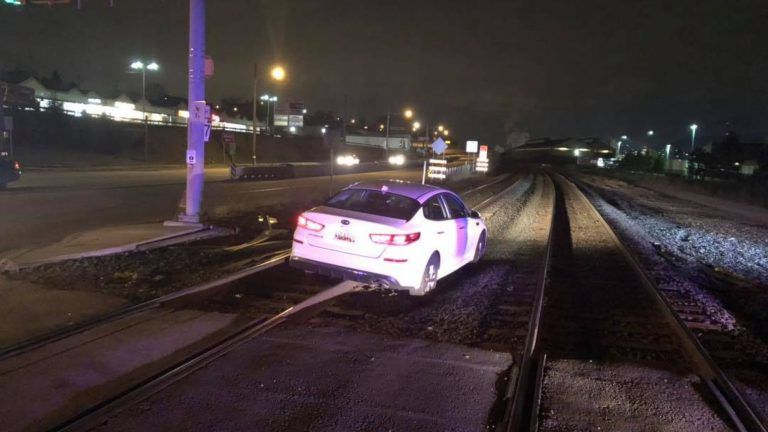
[
  {"left": 370, "top": 232, "right": 420, "bottom": 246},
  {"left": 13, "top": 161, "right": 20, "bottom": 170},
  {"left": 297, "top": 214, "right": 324, "bottom": 232}
]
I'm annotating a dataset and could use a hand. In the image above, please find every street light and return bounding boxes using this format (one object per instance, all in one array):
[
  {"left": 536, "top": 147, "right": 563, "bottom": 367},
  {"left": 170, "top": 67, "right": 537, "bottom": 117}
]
[
  {"left": 270, "top": 65, "right": 286, "bottom": 81},
  {"left": 385, "top": 107, "right": 416, "bottom": 157},
  {"left": 438, "top": 125, "right": 444, "bottom": 132},
  {"left": 444, "top": 129, "right": 450, "bottom": 136},
  {"left": 130, "top": 59, "right": 159, "bottom": 161},
  {"left": 252, "top": 63, "right": 287, "bottom": 165},
  {"left": 647, "top": 130, "right": 654, "bottom": 136},
  {"left": 413, "top": 121, "right": 421, "bottom": 130},
  {"left": 260, "top": 94, "right": 278, "bottom": 134},
  {"left": 621, "top": 135, "right": 628, "bottom": 140},
  {"left": 689, "top": 123, "right": 698, "bottom": 153}
]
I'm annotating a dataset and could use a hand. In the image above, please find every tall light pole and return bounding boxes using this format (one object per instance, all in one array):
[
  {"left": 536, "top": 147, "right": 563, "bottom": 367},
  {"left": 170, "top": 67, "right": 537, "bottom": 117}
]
[
  {"left": 251, "top": 64, "right": 285, "bottom": 165},
  {"left": 260, "top": 95, "right": 278, "bottom": 134},
  {"left": 689, "top": 123, "right": 698, "bottom": 153},
  {"left": 130, "top": 60, "right": 159, "bottom": 161},
  {"left": 385, "top": 108, "right": 412, "bottom": 157},
  {"left": 181, "top": 0, "right": 205, "bottom": 223}
]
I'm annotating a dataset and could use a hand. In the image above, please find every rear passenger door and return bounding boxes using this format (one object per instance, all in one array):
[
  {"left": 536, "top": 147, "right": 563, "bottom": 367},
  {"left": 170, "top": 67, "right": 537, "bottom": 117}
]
[
  {"left": 440, "top": 193, "right": 471, "bottom": 266},
  {"left": 422, "top": 195, "right": 455, "bottom": 274}
]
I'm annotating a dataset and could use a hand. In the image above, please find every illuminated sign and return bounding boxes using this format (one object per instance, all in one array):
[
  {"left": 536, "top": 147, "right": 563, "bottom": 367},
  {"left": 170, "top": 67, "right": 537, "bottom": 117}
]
[{"left": 466, "top": 140, "right": 478, "bottom": 153}]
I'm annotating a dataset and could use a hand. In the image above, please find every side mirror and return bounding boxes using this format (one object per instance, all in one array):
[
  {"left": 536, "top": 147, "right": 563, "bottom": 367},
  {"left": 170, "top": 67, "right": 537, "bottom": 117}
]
[{"left": 470, "top": 210, "right": 481, "bottom": 219}]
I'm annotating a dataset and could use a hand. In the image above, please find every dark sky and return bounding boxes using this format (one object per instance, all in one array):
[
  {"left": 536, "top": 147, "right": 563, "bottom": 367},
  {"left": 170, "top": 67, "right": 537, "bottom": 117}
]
[{"left": 2, "top": 0, "right": 768, "bottom": 146}]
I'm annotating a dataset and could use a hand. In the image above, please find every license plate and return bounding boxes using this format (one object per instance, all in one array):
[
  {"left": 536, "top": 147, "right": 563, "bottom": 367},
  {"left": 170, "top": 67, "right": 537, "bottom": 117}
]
[{"left": 334, "top": 231, "right": 355, "bottom": 243}]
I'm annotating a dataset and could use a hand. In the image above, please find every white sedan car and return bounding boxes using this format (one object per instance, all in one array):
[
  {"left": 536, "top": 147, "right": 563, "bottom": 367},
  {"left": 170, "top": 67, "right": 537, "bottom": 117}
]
[{"left": 290, "top": 180, "right": 487, "bottom": 295}]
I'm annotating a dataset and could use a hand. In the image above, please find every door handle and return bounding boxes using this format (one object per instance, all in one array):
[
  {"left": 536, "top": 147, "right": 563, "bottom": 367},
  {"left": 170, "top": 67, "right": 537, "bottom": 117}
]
[
  {"left": 459, "top": 226, "right": 466, "bottom": 230},
  {"left": 437, "top": 231, "right": 445, "bottom": 235}
]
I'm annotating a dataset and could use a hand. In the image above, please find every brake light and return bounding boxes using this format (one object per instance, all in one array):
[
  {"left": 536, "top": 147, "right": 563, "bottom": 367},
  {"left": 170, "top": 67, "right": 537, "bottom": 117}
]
[
  {"left": 370, "top": 232, "right": 420, "bottom": 246},
  {"left": 13, "top": 161, "right": 20, "bottom": 170},
  {"left": 297, "top": 214, "right": 324, "bottom": 232}
]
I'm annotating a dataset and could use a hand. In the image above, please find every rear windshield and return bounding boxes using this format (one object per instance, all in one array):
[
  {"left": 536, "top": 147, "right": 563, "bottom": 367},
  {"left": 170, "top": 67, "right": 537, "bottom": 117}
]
[{"left": 326, "top": 188, "right": 420, "bottom": 220}]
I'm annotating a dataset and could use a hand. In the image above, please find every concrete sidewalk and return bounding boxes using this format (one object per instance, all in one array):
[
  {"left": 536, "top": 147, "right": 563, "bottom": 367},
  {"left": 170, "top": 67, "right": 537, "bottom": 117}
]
[{"left": 2, "top": 222, "right": 224, "bottom": 268}]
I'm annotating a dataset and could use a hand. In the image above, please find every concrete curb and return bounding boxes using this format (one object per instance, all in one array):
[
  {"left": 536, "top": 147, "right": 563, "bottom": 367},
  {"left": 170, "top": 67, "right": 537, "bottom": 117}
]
[{"left": 15, "top": 225, "right": 233, "bottom": 269}]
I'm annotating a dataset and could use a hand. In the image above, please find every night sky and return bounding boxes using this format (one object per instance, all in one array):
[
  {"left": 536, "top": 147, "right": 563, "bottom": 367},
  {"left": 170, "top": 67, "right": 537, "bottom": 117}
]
[{"left": 2, "top": 0, "right": 768, "bottom": 146}]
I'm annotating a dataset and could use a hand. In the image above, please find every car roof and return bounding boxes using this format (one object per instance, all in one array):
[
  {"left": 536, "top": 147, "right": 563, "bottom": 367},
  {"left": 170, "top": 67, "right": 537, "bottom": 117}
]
[{"left": 345, "top": 180, "right": 452, "bottom": 202}]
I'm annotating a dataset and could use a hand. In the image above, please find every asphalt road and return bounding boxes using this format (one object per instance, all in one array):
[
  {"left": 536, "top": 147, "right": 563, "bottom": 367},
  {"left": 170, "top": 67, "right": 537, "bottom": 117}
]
[{"left": 0, "top": 166, "right": 421, "bottom": 254}]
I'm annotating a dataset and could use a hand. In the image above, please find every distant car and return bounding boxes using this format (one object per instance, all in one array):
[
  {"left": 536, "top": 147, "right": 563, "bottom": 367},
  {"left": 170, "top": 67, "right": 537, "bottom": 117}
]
[
  {"left": 290, "top": 180, "right": 487, "bottom": 295},
  {"left": 388, "top": 154, "right": 406, "bottom": 166},
  {"left": 336, "top": 154, "right": 360, "bottom": 166},
  {"left": 0, "top": 158, "right": 21, "bottom": 189}
]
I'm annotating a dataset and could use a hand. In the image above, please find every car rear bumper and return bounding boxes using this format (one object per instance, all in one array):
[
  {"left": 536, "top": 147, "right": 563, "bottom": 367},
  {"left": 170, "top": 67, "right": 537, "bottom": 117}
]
[{"left": 289, "top": 256, "right": 406, "bottom": 290}]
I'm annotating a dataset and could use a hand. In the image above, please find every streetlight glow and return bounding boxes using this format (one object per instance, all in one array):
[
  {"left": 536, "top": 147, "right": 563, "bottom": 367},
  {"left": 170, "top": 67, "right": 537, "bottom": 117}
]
[
  {"left": 147, "top": 62, "right": 159, "bottom": 71},
  {"left": 270, "top": 65, "right": 286, "bottom": 81},
  {"left": 413, "top": 121, "right": 421, "bottom": 130},
  {"left": 444, "top": 129, "right": 450, "bottom": 136},
  {"left": 404, "top": 109, "right": 413, "bottom": 119},
  {"left": 690, "top": 123, "right": 698, "bottom": 153},
  {"left": 130, "top": 60, "right": 144, "bottom": 70},
  {"left": 438, "top": 125, "right": 444, "bottom": 132},
  {"left": 621, "top": 135, "right": 628, "bottom": 140},
  {"left": 647, "top": 130, "right": 654, "bottom": 136}
]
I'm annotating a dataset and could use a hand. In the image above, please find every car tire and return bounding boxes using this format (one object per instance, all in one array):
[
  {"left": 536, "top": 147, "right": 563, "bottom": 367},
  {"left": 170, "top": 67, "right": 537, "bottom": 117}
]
[
  {"left": 472, "top": 231, "right": 486, "bottom": 263},
  {"left": 413, "top": 253, "right": 440, "bottom": 296}
]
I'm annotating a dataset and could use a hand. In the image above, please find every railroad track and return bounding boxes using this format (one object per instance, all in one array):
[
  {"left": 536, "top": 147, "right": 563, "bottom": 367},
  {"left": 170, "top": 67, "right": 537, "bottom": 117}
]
[
  {"left": 10, "top": 173, "right": 526, "bottom": 431},
  {"left": 0, "top": 172, "right": 518, "bottom": 363},
  {"left": 498, "top": 172, "right": 767, "bottom": 432}
]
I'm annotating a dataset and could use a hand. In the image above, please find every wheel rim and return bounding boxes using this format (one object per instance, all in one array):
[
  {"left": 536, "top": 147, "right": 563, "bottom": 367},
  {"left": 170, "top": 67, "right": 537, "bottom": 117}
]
[
  {"left": 476, "top": 234, "right": 486, "bottom": 260},
  {"left": 424, "top": 263, "right": 438, "bottom": 291}
]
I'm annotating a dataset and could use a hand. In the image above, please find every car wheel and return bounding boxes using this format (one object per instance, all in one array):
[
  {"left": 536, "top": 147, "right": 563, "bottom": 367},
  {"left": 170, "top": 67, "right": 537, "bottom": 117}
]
[
  {"left": 472, "top": 231, "right": 486, "bottom": 263},
  {"left": 414, "top": 253, "right": 439, "bottom": 296}
]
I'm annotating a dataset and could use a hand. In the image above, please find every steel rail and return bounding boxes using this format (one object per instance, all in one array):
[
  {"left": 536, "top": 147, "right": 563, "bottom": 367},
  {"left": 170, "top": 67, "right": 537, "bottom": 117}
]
[
  {"left": 502, "top": 172, "right": 556, "bottom": 432},
  {"left": 52, "top": 174, "right": 530, "bottom": 431},
  {"left": 53, "top": 280, "right": 365, "bottom": 432},
  {"left": 0, "top": 251, "right": 290, "bottom": 362},
  {"left": 563, "top": 173, "right": 767, "bottom": 432},
  {"left": 1, "top": 172, "right": 517, "bottom": 362}
]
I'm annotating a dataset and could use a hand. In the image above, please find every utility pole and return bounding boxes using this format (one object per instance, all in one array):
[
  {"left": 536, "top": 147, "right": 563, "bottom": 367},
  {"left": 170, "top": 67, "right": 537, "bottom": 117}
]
[
  {"left": 141, "top": 67, "right": 148, "bottom": 161},
  {"left": 181, "top": 0, "right": 206, "bottom": 223},
  {"left": 251, "top": 63, "right": 258, "bottom": 166},
  {"left": 384, "top": 112, "right": 391, "bottom": 158}
]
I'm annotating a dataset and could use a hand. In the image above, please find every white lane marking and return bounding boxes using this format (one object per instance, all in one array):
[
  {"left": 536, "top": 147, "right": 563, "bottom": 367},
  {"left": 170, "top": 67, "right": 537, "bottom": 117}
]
[{"left": 233, "top": 186, "right": 293, "bottom": 194}]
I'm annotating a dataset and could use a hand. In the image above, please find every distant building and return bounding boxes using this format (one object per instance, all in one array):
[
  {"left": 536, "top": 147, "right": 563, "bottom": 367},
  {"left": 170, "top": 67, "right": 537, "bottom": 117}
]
[
  {"left": 3, "top": 76, "right": 253, "bottom": 132},
  {"left": 509, "top": 137, "right": 614, "bottom": 164}
]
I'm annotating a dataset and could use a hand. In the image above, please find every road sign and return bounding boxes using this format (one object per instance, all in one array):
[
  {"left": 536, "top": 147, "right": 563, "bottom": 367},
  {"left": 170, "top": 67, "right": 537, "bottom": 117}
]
[
  {"left": 186, "top": 150, "right": 197, "bottom": 165},
  {"left": 190, "top": 101, "right": 210, "bottom": 124},
  {"left": 427, "top": 158, "right": 447, "bottom": 180},
  {"left": 466, "top": 140, "right": 478, "bottom": 153},
  {"left": 431, "top": 137, "right": 447, "bottom": 155},
  {"left": 479, "top": 145, "right": 489, "bottom": 161},
  {"left": 223, "top": 131, "right": 236, "bottom": 156},
  {"left": 203, "top": 124, "right": 211, "bottom": 142}
]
